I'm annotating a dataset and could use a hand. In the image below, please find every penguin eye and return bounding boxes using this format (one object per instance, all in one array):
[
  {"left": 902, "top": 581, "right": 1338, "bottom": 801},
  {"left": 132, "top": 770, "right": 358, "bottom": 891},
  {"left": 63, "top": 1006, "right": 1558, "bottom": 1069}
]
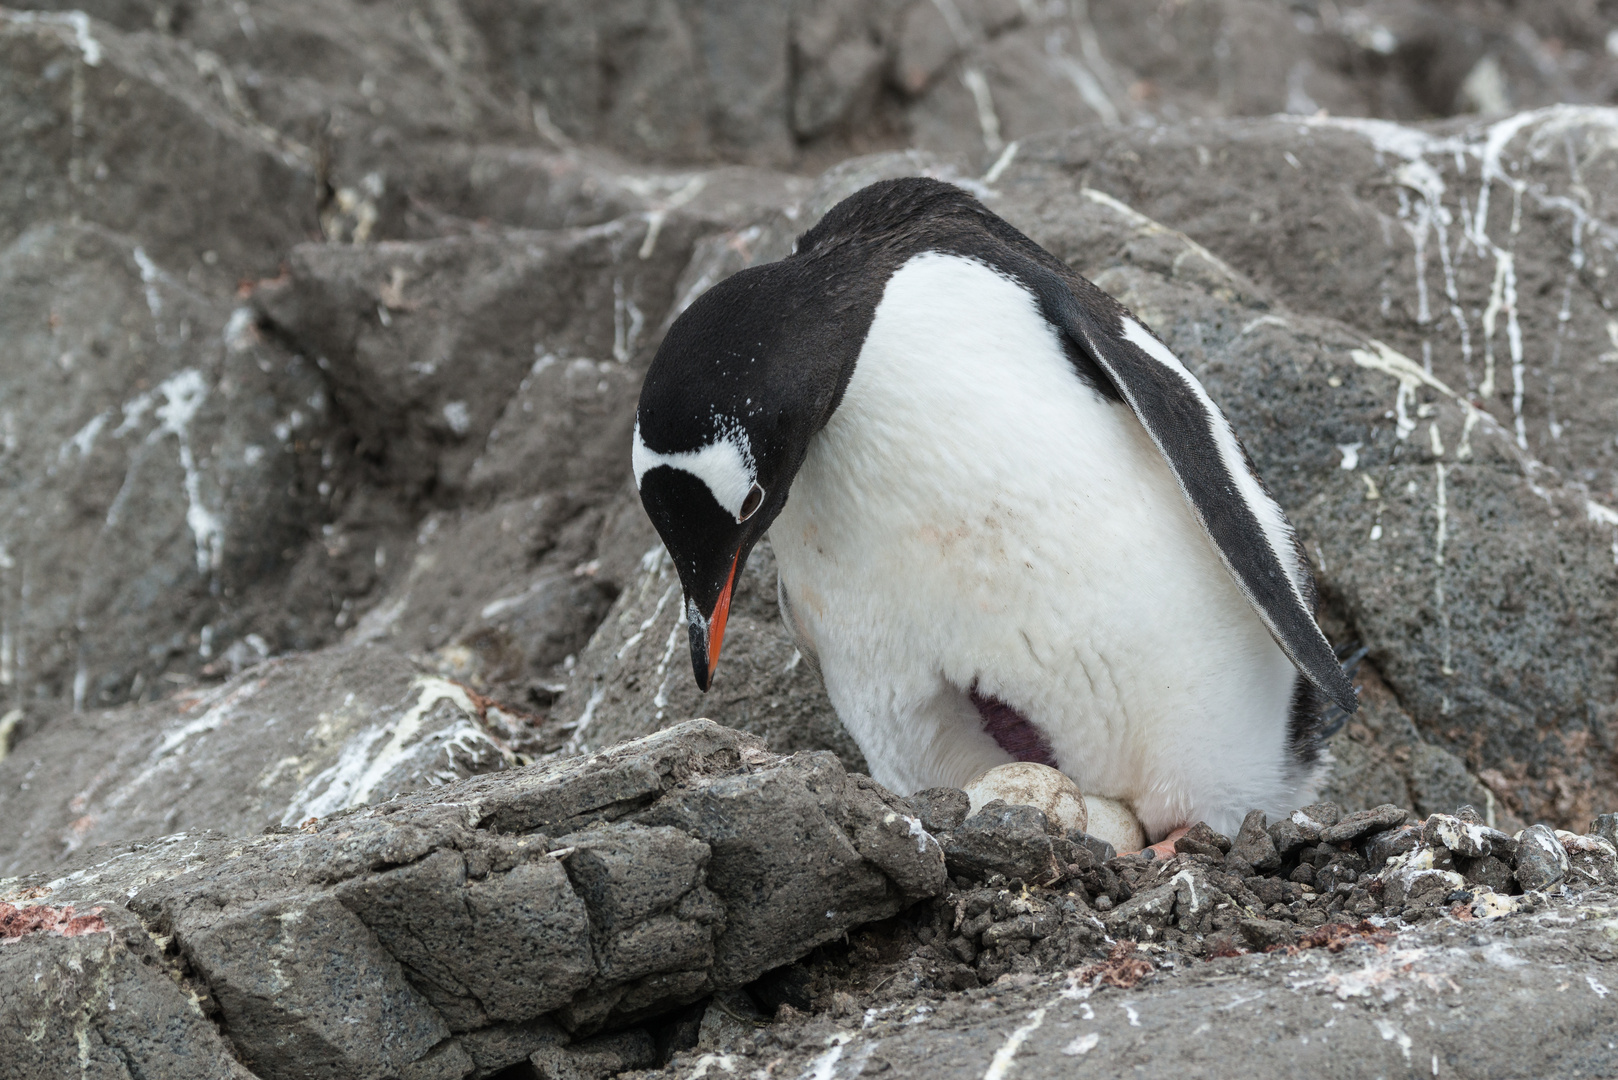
[{"left": 737, "top": 482, "right": 765, "bottom": 522}]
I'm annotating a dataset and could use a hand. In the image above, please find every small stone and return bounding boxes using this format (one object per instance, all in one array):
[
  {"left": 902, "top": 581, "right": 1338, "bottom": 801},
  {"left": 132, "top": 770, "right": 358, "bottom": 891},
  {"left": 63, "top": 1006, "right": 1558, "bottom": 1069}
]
[
  {"left": 1093, "top": 894, "right": 1114, "bottom": 912},
  {"left": 1224, "top": 852, "right": 1255, "bottom": 879},
  {"left": 1174, "top": 821, "right": 1228, "bottom": 860},
  {"left": 1423, "top": 813, "right": 1515, "bottom": 860},
  {"left": 1068, "top": 831, "right": 1116, "bottom": 865},
  {"left": 1320, "top": 805, "right": 1408, "bottom": 845},
  {"left": 1296, "top": 803, "right": 1342, "bottom": 828},
  {"left": 941, "top": 802, "right": 1064, "bottom": 885},
  {"left": 1268, "top": 817, "right": 1309, "bottom": 857},
  {"left": 1246, "top": 876, "right": 1288, "bottom": 907},
  {"left": 1237, "top": 918, "right": 1297, "bottom": 951},
  {"left": 1234, "top": 810, "right": 1281, "bottom": 871},
  {"left": 1288, "top": 863, "right": 1315, "bottom": 887},
  {"left": 1514, "top": 824, "right": 1570, "bottom": 891},
  {"left": 908, "top": 788, "right": 970, "bottom": 834},
  {"left": 1362, "top": 824, "right": 1422, "bottom": 869},
  {"left": 1558, "top": 831, "right": 1618, "bottom": 886},
  {"left": 1186, "top": 821, "right": 1233, "bottom": 852},
  {"left": 1589, "top": 813, "right": 1618, "bottom": 848},
  {"left": 1459, "top": 855, "right": 1512, "bottom": 893},
  {"left": 1455, "top": 805, "right": 1485, "bottom": 825}
]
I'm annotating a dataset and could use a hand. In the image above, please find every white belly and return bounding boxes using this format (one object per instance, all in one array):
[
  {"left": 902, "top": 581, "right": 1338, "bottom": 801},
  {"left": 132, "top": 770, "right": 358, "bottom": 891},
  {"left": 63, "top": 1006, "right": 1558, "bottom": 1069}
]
[{"left": 768, "top": 252, "right": 1314, "bottom": 838}]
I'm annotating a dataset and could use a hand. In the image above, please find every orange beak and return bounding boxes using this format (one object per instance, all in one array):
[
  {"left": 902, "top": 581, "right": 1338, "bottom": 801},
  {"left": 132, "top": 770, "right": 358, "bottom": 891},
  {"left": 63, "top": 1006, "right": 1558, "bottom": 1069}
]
[{"left": 694, "top": 551, "right": 739, "bottom": 692}]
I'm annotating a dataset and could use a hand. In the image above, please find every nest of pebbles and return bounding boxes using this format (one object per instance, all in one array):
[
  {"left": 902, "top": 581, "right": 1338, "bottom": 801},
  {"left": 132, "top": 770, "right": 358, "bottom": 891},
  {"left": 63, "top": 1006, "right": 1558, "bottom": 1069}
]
[{"left": 772, "top": 795, "right": 1618, "bottom": 1000}]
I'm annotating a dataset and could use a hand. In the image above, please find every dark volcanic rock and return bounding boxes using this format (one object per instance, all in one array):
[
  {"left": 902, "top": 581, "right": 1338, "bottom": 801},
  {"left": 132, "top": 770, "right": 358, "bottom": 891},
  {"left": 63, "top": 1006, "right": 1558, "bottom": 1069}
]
[
  {"left": 1514, "top": 823, "right": 1570, "bottom": 891},
  {"left": 940, "top": 802, "right": 1066, "bottom": 886},
  {"left": 907, "top": 786, "right": 971, "bottom": 835},
  {"left": 561, "top": 537, "right": 867, "bottom": 771},
  {"left": 1233, "top": 810, "right": 1281, "bottom": 871},
  {"left": 1321, "top": 804, "right": 1411, "bottom": 844},
  {"left": 0, "top": 721, "right": 944, "bottom": 1076}
]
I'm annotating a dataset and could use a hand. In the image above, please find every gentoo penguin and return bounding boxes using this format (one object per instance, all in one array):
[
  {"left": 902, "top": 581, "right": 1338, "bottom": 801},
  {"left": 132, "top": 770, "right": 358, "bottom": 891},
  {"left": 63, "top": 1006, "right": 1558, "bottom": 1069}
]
[{"left": 631, "top": 178, "right": 1355, "bottom": 844}]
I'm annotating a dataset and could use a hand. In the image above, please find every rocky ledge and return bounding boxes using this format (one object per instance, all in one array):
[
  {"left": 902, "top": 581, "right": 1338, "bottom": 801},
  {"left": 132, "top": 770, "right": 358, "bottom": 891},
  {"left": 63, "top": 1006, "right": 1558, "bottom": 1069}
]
[{"left": 4, "top": 720, "right": 1615, "bottom": 1080}]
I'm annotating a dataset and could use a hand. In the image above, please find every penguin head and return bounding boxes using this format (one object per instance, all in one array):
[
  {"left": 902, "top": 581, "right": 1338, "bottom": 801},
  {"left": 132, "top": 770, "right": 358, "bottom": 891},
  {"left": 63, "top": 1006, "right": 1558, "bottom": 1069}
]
[
  {"left": 634, "top": 178, "right": 996, "bottom": 690},
  {"left": 634, "top": 256, "right": 859, "bottom": 691}
]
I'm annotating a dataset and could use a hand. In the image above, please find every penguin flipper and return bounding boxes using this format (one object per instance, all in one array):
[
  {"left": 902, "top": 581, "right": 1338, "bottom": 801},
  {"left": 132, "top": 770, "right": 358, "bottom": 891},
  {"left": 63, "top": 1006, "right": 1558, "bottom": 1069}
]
[{"left": 1018, "top": 261, "right": 1357, "bottom": 715}]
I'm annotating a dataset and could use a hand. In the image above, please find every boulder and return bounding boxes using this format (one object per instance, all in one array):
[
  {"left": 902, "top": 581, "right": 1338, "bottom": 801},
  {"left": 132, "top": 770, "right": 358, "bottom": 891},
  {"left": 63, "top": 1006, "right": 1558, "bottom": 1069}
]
[{"left": 0, "top": 721, "right": 945, "bottom": 1076}]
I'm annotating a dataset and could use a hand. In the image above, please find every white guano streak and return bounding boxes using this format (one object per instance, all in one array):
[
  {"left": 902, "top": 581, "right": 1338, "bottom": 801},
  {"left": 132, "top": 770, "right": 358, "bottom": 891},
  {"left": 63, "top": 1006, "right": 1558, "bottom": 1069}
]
[
  {"left": 982, "top": 1007, "right": 1046, "bottom": 1080},
  {"left": 154, "top": 370, "right": 225, "bottom": 573}
]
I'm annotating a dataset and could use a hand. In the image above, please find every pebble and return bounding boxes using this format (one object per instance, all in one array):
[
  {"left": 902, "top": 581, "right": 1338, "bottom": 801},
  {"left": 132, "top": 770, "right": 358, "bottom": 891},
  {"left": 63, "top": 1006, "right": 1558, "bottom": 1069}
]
[
  {"left": 1174, "top": 821, "right": 1231, "bottom": 860},
  {"left": 1268, "top": 817, "right": 1310, "bottom": 857},
  {"left": 1234, "top": 810, "right": 1281, "bottom": 871},
  {"left": 908, "top": 788, "right": 970, "bottom": 834},
  {"left": 1320, "top": 804, "right": 1408, "bottom": 844},
  {"left": 1363, "top": 823, "right": 1422, "bottom": 869},
  {"left": 1514, "top": 824, "right": 1570, "bottom": 891},
  {"left": 1590, "top": 813, "right": 1618, "bottom": 848},
  {"left": 1237, "top": 917, "right": 1297, "bottom": 951}
]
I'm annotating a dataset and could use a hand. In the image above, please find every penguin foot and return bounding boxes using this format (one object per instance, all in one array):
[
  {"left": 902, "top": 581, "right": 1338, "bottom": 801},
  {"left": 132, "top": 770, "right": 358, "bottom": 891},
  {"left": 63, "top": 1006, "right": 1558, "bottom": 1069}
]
[{"left": 1124, "top": 826, "right": 1189, "bottom": 860}]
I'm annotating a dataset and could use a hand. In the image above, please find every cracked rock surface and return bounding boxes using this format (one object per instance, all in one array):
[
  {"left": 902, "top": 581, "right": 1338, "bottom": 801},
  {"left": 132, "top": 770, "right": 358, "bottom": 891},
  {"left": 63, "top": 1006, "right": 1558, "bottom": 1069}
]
[{"left": 0, "top": 721, "right": 944, "bottom": 1079}]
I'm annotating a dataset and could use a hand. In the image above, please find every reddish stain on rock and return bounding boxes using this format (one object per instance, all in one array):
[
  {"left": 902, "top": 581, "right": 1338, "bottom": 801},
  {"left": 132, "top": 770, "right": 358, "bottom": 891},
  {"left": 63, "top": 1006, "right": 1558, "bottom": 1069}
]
[{"left": 0, "top": 901, "right": 108, "bottom": 940}]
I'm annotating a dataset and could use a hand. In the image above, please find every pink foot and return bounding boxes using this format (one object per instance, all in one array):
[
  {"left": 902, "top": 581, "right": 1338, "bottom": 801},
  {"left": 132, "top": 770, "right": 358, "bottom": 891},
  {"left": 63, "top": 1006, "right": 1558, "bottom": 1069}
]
[{"left": 1121, "top": 826, "right": 1189, "bottom": 860}]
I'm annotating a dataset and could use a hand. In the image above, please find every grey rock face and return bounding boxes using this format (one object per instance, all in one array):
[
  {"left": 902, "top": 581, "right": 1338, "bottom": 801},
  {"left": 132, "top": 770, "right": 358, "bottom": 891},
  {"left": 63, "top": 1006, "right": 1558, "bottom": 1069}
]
[
  {"left": 0, "top": 721, "right": 944, "bottom": 1077},
  {"left": 0, "top": 645, "right": 535, "bottom": 877},
  {"left": 0, "top": 220, "right": 333, "bottom": 710},
  {"left": 0, "top": 900, "right": 255, "bottom": 1080},
  {"left": 0, "top": 12, "right": 314, "bottom": 286},
  {"left": 563, "top": 538, "right": 867, "bottom": 771}
]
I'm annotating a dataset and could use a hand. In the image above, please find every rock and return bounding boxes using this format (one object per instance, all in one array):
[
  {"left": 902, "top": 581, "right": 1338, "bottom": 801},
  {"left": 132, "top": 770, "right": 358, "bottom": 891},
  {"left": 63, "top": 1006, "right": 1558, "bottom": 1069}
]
[
  {"left": 940, "top": 802, "right": 1065, "bottom": 886},
  {"left": 908, "top": 787, "right": 970, "bottom": 835},
  {"left": 1321, "top": 805, "right": 1410, "bottom": 845},
  {"left": 530, "top": 1029, "right": 657, "bottom": 1080},
  {"left": 1558, "top": 831, "right": 1618, "bottom": 888},
  {"left": 0, "top": 721, "right": 944, "bottom": 1075},
  {"left": 0, "top": 644, "right": 536, "bottom": 877},
  {"left": 1422, "top": 813, "right": 1516, "bottom": 860},
  {"left": 0, "top": 900, "right": 254, "bottom": 1080},
  {"left": 1460, "top": 854, "right": 1514, "bottom": 894},
  {"left": 559, "top": 537, "right": 867, "bottom": 770},
  {"left": 0, "top": 221, "right": 335, "bottom": 709},
  {"left": 1268, "top": 817, "right": 1311, "bottom": 857},
  {"left": 1513, "top": 824, "right": 1570, "bottom": 892},
  {"left": 962, "top": 762, "right": 1087, "bottom": 834},
  {"left": 1237, "top": 918, "right": 1298, "bottom": 952},
  {"left": 1296, "top": 803, "right": 1343, "bottom": 829},
  {"left": 0, "top": 11, "right": 314, "bottom": 285},
  {"left": 1378, "top": 847, "right": 1467, "bottom": 910},
  {"left": 1363, "top": 824, "right": 1424, "bottom": 871},
  {"left": 1173, "top": 821, "right": 1230, "bottom": 860},
  {"left": 1069, "top": 831, "right": 1117, "bottom": 867},
  {"left": 1233, "top": 810, "right": 1281, "bottom": 872},
  {"left": 1591, "top": 814, "right": 1618, "bottom": 848},
  {"left": 251, "top": 216, "right": 699, "bottom": 500}
]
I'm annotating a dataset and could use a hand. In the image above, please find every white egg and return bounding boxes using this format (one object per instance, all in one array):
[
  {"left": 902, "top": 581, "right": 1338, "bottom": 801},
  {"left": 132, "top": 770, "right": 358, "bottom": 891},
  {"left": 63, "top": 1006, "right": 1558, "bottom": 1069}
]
[
  {"left": 1081, "top": 795, "right": 1146, "bottom": 853},
  {"left": 962, "top": 762, "right": 1088, "bottom": 834}
]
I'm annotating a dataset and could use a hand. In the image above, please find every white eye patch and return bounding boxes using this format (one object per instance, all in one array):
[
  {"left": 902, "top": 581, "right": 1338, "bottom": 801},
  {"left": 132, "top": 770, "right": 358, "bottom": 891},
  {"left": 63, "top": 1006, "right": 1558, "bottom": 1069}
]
[{"left": 633, "top": 418, "right": 758, "bottom": 520}]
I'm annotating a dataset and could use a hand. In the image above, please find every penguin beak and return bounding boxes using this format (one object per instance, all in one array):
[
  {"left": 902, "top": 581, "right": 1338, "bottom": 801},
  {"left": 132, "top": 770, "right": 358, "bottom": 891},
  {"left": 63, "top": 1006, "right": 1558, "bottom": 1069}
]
[{"left": 690, "top": 551, "right": 739, "bottom": 692}]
